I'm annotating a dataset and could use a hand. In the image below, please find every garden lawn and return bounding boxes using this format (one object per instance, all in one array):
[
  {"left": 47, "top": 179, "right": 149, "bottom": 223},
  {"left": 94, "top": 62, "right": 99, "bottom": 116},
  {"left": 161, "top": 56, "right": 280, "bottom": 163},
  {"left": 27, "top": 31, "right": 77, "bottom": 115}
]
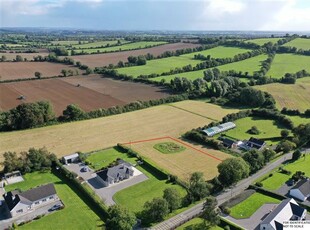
[
  {"left": 222, "top": 116, "right": 287, "bottom": 142},
  {"left": 86, "top": 147, "right": 137, "bottom": 170},
  {"left": 283, "top": 38, "right": 310, "bottom": 50},
  {"left": 113, "top": 163, "right": 186, "bottom": 213},
  {"left": 182, "top": 46, "right": 252, "bottom": 59},
  {"left": 267, "top": 54, "right": 310, "bottom": 78},
  {"left": 285, "top": 115, "right": 310, "bottom": 126},
  {"left": 73, "top": 41, "right": 167, "bottom": 54},
  {"left": 246, "top": 38, "right": 281, "bottom": 45},
  {"left": 230, "top": 193, "right": 280, "bottom": 219},
  {"left": 117, "top": 56, "right": 202, "bottom": 77},
  {"left": 152, "top": 54, "right": 267, "bottom": 82},
  {"left": 6, "top": 171, "right": 104, "bottom": 230},
  {"left": 258, "top": 155, "right": 310, "bottom": 191}
]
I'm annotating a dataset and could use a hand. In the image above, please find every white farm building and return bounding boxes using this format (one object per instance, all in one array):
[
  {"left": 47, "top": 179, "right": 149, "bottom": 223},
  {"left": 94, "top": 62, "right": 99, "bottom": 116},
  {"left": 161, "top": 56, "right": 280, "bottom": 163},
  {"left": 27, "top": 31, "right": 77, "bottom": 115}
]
[{"left": 202, "top": 122, "right": 236, "bottom": 137}]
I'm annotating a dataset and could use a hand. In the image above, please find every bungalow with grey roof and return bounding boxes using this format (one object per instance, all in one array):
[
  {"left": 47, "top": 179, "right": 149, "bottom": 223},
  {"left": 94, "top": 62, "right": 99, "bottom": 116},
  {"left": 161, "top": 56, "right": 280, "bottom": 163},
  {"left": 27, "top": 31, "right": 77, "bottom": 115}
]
[{"left": 289, "top": 178, "right": 310, "bottom": 202}]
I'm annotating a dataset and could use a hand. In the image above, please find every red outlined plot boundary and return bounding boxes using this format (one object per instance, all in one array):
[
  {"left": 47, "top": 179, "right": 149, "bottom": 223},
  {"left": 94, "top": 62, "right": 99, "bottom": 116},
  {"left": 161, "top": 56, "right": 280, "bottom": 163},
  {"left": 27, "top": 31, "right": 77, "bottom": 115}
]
[{"left": 122, "top": 136, "right": 222, "bottom": 162}]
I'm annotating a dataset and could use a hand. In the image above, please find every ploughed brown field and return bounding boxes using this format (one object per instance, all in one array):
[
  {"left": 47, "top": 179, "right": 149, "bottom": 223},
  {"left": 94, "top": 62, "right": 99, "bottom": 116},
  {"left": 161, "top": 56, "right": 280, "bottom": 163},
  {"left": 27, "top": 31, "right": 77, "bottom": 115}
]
[
  {"left": 0, "top": 75, "right": 172, "bottom": 115},
  {"left": 0, "top": 62, "right": 82, "bottom": 80},
  {"left": 0, "top": 52, "right": 50, "bottom": 61},
  {"left": 70, "top": 42, "right": 201, "bottom": 68}
]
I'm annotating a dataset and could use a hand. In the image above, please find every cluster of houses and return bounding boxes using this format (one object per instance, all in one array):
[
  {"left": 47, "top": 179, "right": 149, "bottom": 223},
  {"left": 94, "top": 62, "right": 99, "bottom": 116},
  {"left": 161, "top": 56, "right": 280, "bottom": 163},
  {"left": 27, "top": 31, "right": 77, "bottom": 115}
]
[{"left": 202, "top": 122, "right": 267, "bottom": 151}]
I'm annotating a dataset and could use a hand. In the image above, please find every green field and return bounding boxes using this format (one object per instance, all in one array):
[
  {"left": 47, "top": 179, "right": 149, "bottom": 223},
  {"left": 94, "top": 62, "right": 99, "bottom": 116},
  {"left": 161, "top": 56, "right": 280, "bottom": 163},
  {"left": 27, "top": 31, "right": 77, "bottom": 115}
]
[
  {"left": 72, "top": 40, "right": 128, "bottom": 49},
  {"left": 255, "top": 77, "right": 310, "bottom": 112},
  {"left": 285, "top": 115, "right": 310, "bottom": 126},
  {"left": 5, "top": 171, "right": 104, "bottom": 230},
  {"left": 117, "top": 55, "right": 202, "bottom": 77},
  {"left": 182, "top": 46, "right": 252, "bottom": 59},
  {"left": 267, "top": 54, "right": 310, "bottom": 78},
  {"left": 50, "top": 40, "right": 81, "bottom": 45},
  {"left": 246, "top": 38, "right": 281, "bottom": 46},
  {"left": 86, "top": 147, "right": 137, "bottom": 170},
  {"left": 283, "top": 38, "right": 310, "bottom": 50},
  {"left": 220, "top": 116, "right": 287, "bottom": 143},
  {"left": 73, "top": 41, "right": 167, "bottom": 54},
  {"left": 230, "top": 193, "right": 280, "bottom": 219},
  {"left": 152, "top": 54, "right": 267, "bottom": 82},
  {"left": 258, "top": 154, "right": 310, "bottom": 190}
]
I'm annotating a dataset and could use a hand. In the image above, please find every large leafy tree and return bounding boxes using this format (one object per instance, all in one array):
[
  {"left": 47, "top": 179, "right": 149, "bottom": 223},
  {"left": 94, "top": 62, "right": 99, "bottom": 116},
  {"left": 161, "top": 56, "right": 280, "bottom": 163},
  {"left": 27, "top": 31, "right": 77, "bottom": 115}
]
[
  {"left": 106, "top": 205, "right": 136, "bottom": 230},
  {"left": 217, "top": 158, "right": 250, "bottom": 187},
  {"left": 187, "top": 172, "right": 212, "bottom": 202},
  {"left": 142, "top": 197, "right": 169, "bottom": 223},
  {"left": 163, "top": 188, "right": 181, "bottom": 212}
]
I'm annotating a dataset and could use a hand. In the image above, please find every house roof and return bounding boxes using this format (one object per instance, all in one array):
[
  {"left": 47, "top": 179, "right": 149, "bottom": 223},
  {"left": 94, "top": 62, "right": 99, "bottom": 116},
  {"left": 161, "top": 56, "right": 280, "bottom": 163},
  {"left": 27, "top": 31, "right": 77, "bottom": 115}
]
[
  {"left": 3, "top": 191, "right": 21, "bottom": 211},
  {"left": 97, "top": 161, "right": 133, "bottom": 182},
  {"left": 261, "top": 198, "right": 306, "bottom": 229},
  {"left": 222, "top": 138, "right": 235, "bottom": 146},
  {"left": 248, "top": 137, "right": 265, "bottom": 146},
  {"left": 202, "top": 122, "right": 236, "bottom": 136},
  {"left": 291, "top": 178, "right": 310, "bottom": 196},
  {"left": 19, "top": 183, "right": 57, "bottom": 202},
  {"left": 63, "top": 153, "right": 79, "bottom": 160}
]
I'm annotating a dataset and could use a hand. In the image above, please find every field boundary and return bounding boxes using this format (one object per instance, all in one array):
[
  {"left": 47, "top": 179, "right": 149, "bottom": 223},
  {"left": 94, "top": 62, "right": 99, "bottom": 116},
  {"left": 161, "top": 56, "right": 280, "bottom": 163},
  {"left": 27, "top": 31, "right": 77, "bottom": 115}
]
[
  {"left": 167, "top": 104, "right": 218, "bottom": 121},
  {"left": 122, "top": 136, "right": 222, "bottom": 162}
]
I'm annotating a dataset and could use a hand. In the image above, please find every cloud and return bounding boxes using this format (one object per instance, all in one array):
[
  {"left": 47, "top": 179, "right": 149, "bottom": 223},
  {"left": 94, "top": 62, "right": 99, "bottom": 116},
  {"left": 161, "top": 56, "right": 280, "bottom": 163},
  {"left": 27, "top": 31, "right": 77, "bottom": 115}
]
[
  {"left": 0, "top": 0, "right": 103, "bottom": 16},
  {"left": 204, "top": 0, "right": 246, "bottom": 16}
]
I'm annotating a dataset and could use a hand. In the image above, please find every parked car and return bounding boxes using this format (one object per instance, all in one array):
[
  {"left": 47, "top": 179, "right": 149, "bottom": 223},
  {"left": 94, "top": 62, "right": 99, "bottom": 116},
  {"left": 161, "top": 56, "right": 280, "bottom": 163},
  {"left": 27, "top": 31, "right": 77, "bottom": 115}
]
[
  {"left": 81, "top": 166, "right": 89, "bottom": 172},
  {"left": 48, "top": 204, "right": 62, "bottom": 212}
]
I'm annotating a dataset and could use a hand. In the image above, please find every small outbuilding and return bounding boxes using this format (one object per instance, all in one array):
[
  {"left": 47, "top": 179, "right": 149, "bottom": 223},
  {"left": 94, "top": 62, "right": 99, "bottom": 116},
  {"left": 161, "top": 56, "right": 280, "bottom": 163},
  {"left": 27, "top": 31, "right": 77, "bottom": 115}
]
[
  {"left": 221, "top": 138, "right": 236, "bottom": 148},
  {"left": 289, "top": 178, "right": 310, "bottom": 202},
  {"left": 202, "top": 122, "right": 236, "bottom": 137},
  {"left": 62, "top": 153, "right": 80, "bottom": 165}
]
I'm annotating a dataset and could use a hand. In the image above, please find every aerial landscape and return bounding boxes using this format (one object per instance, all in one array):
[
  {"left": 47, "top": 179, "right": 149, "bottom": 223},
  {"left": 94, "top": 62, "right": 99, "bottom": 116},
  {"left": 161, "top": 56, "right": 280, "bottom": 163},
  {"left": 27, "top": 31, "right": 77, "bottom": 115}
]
[{"left": 0, "top": 0, "right": 310, "bottom": 230}]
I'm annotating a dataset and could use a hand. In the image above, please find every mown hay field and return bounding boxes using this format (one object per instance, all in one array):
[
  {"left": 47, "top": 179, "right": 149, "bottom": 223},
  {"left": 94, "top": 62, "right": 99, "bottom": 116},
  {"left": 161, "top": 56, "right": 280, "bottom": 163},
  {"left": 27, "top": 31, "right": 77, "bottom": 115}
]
[
  {"left": 255, "top": 77, "right": 310, "bottom": 111},
  {"left": 72, "top": 41, "right": 167, "bottom": 54},
  {"left": 0, "top": 100, "right": 237, "bottom": 161},
  {"left": 266, "top": 54, "right": 310, "bottom": 78},
  {"left": 152, "top": 54, "right": 267, "bottom": 82},
  {"left": 124, "top": 137, "right": 230, "bottom": 180},
  {"left": 283, "top": 38, "right": 310, "bottom": 50}
]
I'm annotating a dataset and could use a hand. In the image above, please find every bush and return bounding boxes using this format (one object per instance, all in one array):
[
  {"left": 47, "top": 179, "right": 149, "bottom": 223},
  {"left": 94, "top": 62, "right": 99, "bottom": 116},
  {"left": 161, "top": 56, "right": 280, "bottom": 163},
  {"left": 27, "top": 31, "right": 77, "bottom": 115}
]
[
  {"left": 255, "top": 182, "right": 263, "bottom": 187},
  {"left": 222, "top": 206, "right": 231, "bottom": 215}
]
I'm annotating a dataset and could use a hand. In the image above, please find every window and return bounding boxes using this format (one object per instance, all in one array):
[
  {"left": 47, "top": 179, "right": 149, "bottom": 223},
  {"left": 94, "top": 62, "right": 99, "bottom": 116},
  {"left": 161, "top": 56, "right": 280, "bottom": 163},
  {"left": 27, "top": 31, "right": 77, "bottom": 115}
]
[
  {"left": 49, "top": 196, "right": 54, "bottom": 199},
  {"left": 17, "top": 209, "right": 23, "bottom": 213},
  {"left": 35, "top": 201, "right": 40, "bottom": 205},
  {"left": 42, "top": 199, "right": 47, "bottom": 202}
]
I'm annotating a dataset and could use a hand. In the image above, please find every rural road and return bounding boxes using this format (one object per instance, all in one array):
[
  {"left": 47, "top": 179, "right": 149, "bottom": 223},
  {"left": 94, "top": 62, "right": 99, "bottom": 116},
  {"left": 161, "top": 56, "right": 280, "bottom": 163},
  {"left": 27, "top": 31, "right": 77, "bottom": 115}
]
[{"left": 151, "top": 151, "right": 297, "bottom": 230}]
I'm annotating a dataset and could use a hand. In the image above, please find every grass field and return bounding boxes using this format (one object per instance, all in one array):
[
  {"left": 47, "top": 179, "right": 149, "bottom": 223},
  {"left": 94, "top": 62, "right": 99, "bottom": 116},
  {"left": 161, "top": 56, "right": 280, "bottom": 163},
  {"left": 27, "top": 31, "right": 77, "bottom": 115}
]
[
  {"left": 182, "top": 46, "right": 252, "bottom": 59},
  {"left": 258, "top": 155, "right": 310, "bottom": 190},
  {"left": 50, "top": 40, "right": 80, "bottom": 45},
  {"left": 5, "top": 171, "right": 104, "bottom": 230},
  {"left": 72, "top": 40, "right": 127, "bottom": 49},
  {"left": 230, "top": 193, "right": 280, "bottom": 219},
  {"left": 266, "top": 54, "right": 310, "bottom": 78},
  {"left": 117, "top": 56, "right": 202, "bottom": 77},
  {"left": 86, "top": 147, "right": 137, "bottom": 170},
  {"left": 152, "top": 54, "right": 267, "bottom": 82},
  {"left": 123, "top": 137, "right": 230, "bottom": 180},
  {"left": 0, "top": 101, "right": 237, "bottom": 161},
  {"left": 246, "top": 38, "right": 281, "bottom": 45},
  {"left": 283, "top": 38, "right": 310, "bottom": 50},
  {"left": 222, "top": 116, "right": 287, "bottom": 143},
  {"left": 285, "top": 115, "right": 310, "bottom": 126},
  {"left": 73, "top": 41, "right": 167, "bottom": 54},
  {"left": 255, "top": 77, "right": 310, "bottom": 111}
]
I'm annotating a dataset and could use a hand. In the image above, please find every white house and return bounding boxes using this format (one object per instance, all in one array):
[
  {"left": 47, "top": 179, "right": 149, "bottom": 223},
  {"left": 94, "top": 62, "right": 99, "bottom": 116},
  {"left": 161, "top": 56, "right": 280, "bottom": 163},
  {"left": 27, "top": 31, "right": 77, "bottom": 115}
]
[
  {"left": 289, "top": 178, "right": 310, "bottom": 202},
  {"left": 260, "top": 198, "right": 306, "bottom": 230},
  {"left": 3, "top": 183, "right": 59, "bottom": 217}
]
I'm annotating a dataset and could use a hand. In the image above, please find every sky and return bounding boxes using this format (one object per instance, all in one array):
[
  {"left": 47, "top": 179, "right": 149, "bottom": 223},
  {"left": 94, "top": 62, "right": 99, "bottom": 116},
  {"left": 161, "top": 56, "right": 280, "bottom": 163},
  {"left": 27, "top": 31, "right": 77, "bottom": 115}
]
[{"left": 0, "top": 0, "right": 309, "bottom": 31}]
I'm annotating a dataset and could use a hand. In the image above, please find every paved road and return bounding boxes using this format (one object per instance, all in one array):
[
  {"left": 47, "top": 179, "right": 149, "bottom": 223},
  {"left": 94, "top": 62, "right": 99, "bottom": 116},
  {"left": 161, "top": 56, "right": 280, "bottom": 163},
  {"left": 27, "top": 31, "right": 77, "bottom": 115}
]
[{"left": 151, "top": 152, "right": 294, "bottom": 230}]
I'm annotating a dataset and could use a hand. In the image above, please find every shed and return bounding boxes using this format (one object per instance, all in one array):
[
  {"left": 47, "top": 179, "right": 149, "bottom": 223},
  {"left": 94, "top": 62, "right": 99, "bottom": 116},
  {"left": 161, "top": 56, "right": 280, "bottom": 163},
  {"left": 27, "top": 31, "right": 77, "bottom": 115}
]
[{"left": 62, "top": 153, "right": 80, "bottom": 164}]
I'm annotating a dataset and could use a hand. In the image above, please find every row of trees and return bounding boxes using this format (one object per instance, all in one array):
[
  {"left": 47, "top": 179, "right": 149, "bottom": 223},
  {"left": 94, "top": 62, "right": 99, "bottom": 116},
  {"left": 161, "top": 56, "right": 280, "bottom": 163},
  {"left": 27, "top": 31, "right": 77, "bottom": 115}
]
[{"left": 280, "top": 70, "right": 309, "bottom": 84}]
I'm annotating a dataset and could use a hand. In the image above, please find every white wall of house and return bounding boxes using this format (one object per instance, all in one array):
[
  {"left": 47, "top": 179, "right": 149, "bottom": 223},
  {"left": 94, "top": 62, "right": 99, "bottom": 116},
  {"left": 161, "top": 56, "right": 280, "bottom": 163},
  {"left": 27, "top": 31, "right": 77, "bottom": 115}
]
[
  {"left": 11, "top": 202, "right": 31, "bottom": 217},
  {"left": 260, "top": 223, "right": 275, "bottom": 230},
  {"left": 30, "top": 194, "right": 59, "bottom": 208},
  {"left": 290, "top": 189, "right": 307, "bottom": 201}
]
